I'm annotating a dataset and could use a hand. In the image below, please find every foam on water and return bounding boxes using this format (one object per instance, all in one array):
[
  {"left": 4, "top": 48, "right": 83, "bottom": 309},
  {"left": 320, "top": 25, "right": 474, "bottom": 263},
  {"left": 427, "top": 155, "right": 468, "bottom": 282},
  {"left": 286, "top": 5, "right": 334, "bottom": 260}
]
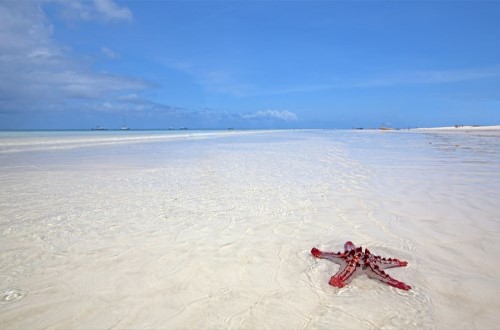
[{"left": 0, "top": 130, "right": 499, "bottom": 329}]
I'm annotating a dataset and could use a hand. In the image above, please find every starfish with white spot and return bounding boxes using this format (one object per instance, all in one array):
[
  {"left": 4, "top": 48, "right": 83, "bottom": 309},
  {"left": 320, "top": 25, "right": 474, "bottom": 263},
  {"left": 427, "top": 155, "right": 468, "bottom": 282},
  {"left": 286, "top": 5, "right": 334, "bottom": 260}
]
[{"left": 311, "top": 241, "right": 411, "bottom": 290}]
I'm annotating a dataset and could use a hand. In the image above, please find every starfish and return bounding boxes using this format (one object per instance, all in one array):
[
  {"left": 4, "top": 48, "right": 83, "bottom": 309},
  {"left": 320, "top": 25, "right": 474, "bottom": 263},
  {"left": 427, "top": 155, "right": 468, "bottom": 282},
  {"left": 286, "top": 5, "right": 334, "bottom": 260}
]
[{"left": 311, "top": 241, "right": 411, "bottom": 291}]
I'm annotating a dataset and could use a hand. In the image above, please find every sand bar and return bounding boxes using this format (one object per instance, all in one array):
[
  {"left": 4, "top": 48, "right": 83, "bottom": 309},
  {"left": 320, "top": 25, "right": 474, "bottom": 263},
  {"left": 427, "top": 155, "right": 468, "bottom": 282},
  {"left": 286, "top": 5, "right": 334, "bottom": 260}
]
[
  {"left": 413, "top": 125, "right": 500, "bottom": 136},
  {"left": 1, "top": 129, "right": 499, "bottom": 329}
]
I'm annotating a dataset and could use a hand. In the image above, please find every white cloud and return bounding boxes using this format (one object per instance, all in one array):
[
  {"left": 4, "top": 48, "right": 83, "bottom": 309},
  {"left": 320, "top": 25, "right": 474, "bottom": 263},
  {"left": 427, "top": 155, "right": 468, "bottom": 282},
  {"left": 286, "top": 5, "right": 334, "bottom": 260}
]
[
  {"left": 241, "top": 110, "right": 298, "bottom": 121},
  {"left": 350, "top": 67, "right": 500, "bottom": 88},
  {"left": 0, "top": 2, "right": 240, "bottom": 126},
  {"left": 101, "top": 46, "right": 119, "bottom": 59},
  {"left": 57, "top": 0, "right": 132, "bottom": 22},
  {"left": 58, "top": 0, "right": 94, "bottom": 21},
  {"left": 93, "top": 0, "right": 133, "bottom": 22},
  {"left": 251, "top": 67, "right": 500, "bottom": 97},
  {"left": 0, "top": 1, "right": 148, "bottom": 114},
  {"left": 118, "top": 93, "right": 145, "bottom": 103},
  {"left": 168, "top": 60, "right": 254, "bottom": 97},
  {"left": 0, "top": 2, "right": 53, "bottom": 53}
]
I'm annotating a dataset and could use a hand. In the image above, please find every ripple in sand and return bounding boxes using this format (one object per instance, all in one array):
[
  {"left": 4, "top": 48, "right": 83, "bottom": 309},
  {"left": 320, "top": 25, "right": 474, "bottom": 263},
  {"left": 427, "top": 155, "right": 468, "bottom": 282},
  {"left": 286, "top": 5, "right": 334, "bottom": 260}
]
[{"left": 0, "top": 288, "right": 29, "bottom": 304}]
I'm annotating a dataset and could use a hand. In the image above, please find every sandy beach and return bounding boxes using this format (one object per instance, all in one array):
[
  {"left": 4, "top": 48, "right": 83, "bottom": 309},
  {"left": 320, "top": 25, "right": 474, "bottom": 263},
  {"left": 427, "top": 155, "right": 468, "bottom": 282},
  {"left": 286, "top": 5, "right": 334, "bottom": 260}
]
[
  {"left": 413, "top": 125, "right": 500, "bottom": 136},
  {"left": 1, "top": 129, "right": 500, "bottom": 329}
]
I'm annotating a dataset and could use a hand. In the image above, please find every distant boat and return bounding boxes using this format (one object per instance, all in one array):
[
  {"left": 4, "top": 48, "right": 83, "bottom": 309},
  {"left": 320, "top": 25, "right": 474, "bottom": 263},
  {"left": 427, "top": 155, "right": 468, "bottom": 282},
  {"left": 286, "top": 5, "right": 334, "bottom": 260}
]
[
  {"left": 91, "top": 126, "right": 108, "bottom": 130},
  {"left": 379, "top": 122, "right": 393, "bottom": 131},
  {"left": 179, "top": 127, "right": 188, "bottom": 130},
  {"left": 121, "top": 117, "right": 130, "bottom": 130}
]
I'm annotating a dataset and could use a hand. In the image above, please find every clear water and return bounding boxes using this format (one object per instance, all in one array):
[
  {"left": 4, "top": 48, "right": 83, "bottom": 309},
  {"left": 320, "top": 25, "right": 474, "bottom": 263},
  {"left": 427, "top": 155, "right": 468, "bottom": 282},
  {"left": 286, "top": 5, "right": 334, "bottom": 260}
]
[{"left": 1, "top": 130, "right": 499, "bottom": 329}]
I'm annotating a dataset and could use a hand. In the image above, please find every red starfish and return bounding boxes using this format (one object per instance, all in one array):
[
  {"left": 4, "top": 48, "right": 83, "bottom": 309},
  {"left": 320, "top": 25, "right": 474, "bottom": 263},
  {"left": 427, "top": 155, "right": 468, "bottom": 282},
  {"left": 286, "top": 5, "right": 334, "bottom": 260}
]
[{"left": 311, "top": 241, "right": 411, "bottom": 291}]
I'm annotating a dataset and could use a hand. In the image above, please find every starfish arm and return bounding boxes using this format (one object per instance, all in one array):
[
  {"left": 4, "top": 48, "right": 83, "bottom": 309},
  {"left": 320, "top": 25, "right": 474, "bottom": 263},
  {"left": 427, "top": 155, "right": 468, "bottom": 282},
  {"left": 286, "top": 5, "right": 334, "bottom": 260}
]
[
  {"left": 329, "top": 261, "right": 358, "bottom": 288},
  {"left": 372, "top": 256, "right": 408, "bottom": 269},
  {"left": 344, "top": 241, "right": 356, "bottom": 251},
  {"left": 365, "top": 263, "right": 411, "bottom": 291},
  {"left": 365, "top": 249, "right": 408, "bottom": 269},
  {"left": 311, "top": 247, "right": 344, "bottom": 265}
]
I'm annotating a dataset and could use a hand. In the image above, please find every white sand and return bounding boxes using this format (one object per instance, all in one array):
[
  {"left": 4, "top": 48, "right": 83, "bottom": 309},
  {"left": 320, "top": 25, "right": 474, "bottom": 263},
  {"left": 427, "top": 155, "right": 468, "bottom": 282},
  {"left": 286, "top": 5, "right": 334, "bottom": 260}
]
[
  {"left": 413, "top": 125, "right": 500, "bottom": 136},
  {"left": 1, "top": 129, "right": 499, "bottom": 329}
]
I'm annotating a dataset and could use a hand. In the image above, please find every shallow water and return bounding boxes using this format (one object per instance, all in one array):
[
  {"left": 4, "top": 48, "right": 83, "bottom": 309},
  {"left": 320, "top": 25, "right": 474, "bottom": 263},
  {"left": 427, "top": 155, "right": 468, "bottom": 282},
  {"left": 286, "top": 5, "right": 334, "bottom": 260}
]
[{"left": 1, "top": 130, "right": 499, "bottom": 329}]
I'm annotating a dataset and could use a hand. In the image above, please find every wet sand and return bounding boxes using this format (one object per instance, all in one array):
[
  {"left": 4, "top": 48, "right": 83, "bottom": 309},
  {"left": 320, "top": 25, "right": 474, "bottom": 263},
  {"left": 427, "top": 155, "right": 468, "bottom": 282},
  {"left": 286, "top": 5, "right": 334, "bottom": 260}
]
[
  {"left": 414, "top": 125, "right": 500, "bottom": 136},
  {"left": 1, "top": 129, "right": 499, "bottom": 329}
]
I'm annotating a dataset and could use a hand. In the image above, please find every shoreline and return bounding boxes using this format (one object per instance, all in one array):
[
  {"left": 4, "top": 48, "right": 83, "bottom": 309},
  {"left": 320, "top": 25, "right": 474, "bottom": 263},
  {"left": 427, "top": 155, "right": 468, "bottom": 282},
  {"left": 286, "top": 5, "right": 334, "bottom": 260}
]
[{"left": 410, "top": 125, "right": 500, "bottom": 136}]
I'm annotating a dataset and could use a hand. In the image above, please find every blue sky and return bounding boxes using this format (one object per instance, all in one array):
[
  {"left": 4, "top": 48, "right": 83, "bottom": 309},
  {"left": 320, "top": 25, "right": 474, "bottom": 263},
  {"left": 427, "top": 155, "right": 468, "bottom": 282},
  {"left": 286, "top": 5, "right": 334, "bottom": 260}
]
[{"left": 1, "top": 0, "right": 499, "bottom": 129}]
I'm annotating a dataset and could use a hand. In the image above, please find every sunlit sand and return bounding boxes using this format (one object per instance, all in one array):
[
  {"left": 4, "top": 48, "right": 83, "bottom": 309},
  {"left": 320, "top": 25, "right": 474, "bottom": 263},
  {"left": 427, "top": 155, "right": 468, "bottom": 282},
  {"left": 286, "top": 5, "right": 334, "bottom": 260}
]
[
  {"left": 414, "top": 125, "right": 500, "bottom": 136},
  {"left": 1, "top": 129, "right": 499, "bottom": 329}
]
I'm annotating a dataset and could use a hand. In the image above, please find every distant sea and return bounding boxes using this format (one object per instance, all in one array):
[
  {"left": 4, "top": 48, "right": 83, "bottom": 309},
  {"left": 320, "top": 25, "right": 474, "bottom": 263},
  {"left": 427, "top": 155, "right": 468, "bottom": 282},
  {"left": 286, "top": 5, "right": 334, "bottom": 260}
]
[{"left": 0, "top": 129, "right": 259, "bottom": 154}]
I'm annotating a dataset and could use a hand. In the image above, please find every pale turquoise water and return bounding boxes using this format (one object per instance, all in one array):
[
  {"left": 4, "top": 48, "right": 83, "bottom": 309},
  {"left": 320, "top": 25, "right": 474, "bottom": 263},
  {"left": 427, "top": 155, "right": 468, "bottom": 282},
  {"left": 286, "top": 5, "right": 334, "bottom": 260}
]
[{"left": 0, "top": 129, "right": 248, "bottom": 154}]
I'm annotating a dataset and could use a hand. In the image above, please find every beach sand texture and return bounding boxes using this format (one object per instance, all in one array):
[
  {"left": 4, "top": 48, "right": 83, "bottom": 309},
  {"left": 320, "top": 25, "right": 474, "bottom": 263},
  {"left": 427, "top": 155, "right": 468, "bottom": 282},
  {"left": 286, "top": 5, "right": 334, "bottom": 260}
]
[{"left": 1, "top": 129, "right": 499, "bottom": 329}]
